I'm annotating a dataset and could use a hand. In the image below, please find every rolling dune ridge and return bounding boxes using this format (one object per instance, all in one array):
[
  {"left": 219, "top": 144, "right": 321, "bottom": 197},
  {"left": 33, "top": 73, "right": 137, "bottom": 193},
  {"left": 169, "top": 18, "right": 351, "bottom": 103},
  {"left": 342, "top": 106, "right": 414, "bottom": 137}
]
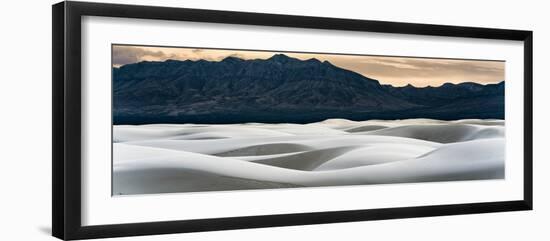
[{"left": 113, "top": 119, "right": 504, "bottom": 195}]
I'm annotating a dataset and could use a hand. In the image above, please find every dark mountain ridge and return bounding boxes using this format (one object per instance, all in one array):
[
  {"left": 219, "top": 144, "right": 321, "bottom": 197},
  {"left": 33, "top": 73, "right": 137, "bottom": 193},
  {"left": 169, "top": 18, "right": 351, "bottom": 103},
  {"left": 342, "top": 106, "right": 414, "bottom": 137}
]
[{"left": 113, "top": 54, "right": 504, "bottom": 124}]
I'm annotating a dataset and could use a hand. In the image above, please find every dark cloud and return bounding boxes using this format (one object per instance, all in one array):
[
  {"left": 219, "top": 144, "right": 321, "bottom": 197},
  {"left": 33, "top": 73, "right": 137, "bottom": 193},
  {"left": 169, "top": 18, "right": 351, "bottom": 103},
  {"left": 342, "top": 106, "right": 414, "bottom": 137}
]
[
  {"left": 227, "top": 53, "right": 246, "bottom": 59},
  {"left": 112, "top": 46, "right": 169, "bottom": 66},
  {"left": 364, "top": 58, "right": 501, "bottom": 77}
]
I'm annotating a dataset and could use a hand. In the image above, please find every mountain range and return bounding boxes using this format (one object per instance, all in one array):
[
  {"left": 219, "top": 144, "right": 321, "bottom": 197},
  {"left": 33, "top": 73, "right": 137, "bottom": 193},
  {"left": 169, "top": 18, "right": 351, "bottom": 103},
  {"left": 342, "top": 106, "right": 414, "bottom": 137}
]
[{"left": 113, "top": 54, "right": 504, "bottom": 124}]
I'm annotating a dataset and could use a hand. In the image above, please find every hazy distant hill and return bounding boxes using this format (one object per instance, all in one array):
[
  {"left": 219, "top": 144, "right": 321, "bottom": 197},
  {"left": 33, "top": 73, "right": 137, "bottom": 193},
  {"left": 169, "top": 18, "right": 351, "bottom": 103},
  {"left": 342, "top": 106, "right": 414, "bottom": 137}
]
[{"left": 113, "top": 54, "right": 504, "bottom": 124}]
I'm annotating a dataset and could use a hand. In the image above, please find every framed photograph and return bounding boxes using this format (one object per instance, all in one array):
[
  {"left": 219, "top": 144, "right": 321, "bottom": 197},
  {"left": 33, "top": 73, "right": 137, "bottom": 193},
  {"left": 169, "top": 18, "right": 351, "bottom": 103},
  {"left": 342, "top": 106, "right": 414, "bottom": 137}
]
[{"left": 52, "top": 1, "right": 533, "bottom": 240}]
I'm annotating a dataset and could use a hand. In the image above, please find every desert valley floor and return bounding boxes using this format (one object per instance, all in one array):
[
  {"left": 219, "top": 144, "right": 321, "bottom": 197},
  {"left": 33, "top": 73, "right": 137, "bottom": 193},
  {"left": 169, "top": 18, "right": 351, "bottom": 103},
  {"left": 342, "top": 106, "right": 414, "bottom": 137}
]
[{"left": 112, "top": 119, "right": 505, "bottom": 195}]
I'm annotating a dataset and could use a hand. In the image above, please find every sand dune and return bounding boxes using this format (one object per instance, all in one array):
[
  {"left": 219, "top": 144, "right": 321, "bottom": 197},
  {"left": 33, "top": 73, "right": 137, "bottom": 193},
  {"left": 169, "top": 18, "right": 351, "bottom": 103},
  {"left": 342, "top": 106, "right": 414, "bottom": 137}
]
[
  {"left": 113, "top": 119, "right": 505, "bottom": 195},
  {"left": 362, "top": 124, "right": 504, "bottom": 143}
]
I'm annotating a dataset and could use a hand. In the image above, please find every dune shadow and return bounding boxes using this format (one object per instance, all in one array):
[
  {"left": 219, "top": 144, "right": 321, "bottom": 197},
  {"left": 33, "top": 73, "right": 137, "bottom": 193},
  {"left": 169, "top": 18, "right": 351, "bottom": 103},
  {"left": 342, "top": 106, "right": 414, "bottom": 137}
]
[{"left": 214, "top": 143, "right": 313, "bottom": 157}]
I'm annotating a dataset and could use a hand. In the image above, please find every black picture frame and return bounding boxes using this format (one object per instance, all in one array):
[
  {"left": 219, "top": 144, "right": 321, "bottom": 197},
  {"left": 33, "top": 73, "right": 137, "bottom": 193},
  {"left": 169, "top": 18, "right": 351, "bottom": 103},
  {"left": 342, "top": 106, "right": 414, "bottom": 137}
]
[{"left": 52, "top": 1, "right": 533, "bottom": 240}]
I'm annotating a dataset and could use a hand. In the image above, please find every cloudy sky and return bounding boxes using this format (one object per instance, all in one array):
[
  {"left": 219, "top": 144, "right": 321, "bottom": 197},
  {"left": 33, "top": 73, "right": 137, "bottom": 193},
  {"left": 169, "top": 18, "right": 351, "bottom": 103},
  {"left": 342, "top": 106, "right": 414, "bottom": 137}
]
[{"left": 113, "top": 45, "right": 504, "bottom": 87}]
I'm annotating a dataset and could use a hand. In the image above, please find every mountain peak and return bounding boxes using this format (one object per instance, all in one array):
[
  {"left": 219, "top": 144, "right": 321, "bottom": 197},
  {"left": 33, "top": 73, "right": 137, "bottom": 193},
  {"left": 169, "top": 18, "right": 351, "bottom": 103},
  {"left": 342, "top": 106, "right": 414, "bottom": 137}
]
[
  {"left": 457, "top": 82, "right": 480, "bottom": 86},
  {"left": 164, "top": 59, "right": 181, "bottom": 63},
  {"left": 222, "top": 56, "right": 244, "bottom": 62},
  {"left": 305, "top": 58, "right": 322, "bottom": 63},
  {"left": 441, "top": 82, "right": 455, "bottom": 87},
  {"left": 268, "top": 53, "right": 295, "bottom": 63}
]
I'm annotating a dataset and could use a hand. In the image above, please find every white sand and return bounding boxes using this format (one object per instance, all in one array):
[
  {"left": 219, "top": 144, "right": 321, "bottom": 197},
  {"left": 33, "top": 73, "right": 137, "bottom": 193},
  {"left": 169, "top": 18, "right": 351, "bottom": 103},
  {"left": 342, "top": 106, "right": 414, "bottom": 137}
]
[{"left": 113, "top": 119, "right": 505, "bottom": 195}]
